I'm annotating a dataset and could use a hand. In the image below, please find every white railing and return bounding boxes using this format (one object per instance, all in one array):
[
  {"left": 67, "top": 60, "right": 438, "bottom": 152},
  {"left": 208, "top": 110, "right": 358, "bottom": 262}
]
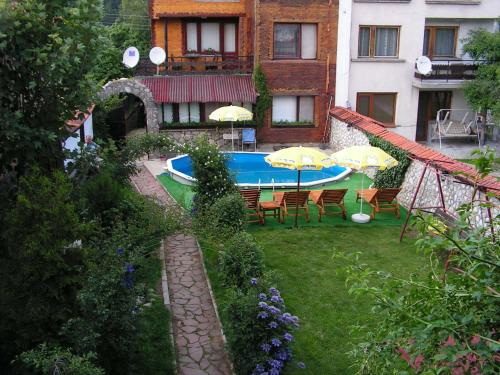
[{"left": 430, "top": 109, "right": 481, "bottom": 148}]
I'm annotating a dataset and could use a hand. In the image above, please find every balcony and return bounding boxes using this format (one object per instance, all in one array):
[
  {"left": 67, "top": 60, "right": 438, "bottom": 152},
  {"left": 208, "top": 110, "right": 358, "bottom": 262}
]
[
  {"left": 135, "top": 55, "right": 254, "bottom": 76},
  {"left": 414, "top": 59, "right": 480, "bottom": 82}
]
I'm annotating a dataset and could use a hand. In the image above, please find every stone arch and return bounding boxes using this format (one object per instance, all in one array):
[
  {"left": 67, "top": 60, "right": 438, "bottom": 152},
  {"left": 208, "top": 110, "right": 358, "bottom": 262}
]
[{"left": 99, "top": 78, "right": 160, "bottom": 133}]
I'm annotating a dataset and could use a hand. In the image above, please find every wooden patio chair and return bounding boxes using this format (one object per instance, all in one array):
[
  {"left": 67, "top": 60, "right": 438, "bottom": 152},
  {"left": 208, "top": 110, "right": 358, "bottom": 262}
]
[
  {"left": 272, "top": 191, "right": 311, "bottom": 223},
  {"left": 239, "top": 189, "right": 264, "bottom": 225},
  {"left": 309, "top": 189, "right": 348, "bottom": 222},
  {"left": 356, "top": 188, "right": 401, "bottom": 220}
]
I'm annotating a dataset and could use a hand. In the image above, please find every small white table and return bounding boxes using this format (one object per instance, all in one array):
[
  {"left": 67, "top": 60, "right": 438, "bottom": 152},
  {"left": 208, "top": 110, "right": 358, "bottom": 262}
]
[{"left": 223, "top": 132, "right": 240, "bottom": 150}]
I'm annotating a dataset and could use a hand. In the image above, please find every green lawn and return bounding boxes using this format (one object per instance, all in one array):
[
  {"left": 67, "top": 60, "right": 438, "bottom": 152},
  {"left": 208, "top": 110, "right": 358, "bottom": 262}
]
[
  {"left": 251, "top": 226, "right": 424, "bottom": 374},
  {"left": 158, "top": 173, "right": 425, "bottom": 374}
]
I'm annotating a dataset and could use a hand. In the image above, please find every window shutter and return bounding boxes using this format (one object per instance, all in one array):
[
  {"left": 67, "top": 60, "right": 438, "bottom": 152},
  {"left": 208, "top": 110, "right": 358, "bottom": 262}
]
[
  {"left": 179, "top": 103, "right": 190, "bottom": 123},
  {"left": 301, "top": 24, "right": 317, "bottom": 59},
  {"left": 190, "top": 103, "right": 200, "bottom": 122},
  {"left": 375, "top": 28, "right": 398, "bottom": 57},
  {"left": 224, "top": 24, "right": 236, "bottom": 53},
  {"left": 186, "top": 23, "right": 198, "bottom": 51},
  {"left": 298, "top": 97, "right": 314, "bottom": 122},
  {"left": 272, "top": 96, "right": 297, "bottom": 122},
  {"left": 201, "top": 23, "right": 220, "bottom": 51}
]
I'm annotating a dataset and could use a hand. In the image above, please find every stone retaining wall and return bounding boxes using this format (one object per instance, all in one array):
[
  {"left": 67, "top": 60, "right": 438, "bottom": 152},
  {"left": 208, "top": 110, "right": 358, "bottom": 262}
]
[
  {"left": 330, "top": 118, "right": 499, "bottom": 228},
  {"left": 160, "top": 127, "right": 249, "bottom": 150}
]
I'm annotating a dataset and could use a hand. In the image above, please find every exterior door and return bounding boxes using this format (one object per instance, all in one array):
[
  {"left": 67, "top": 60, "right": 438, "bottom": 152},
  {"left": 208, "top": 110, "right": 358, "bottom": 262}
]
[{"left": 416, "top": 91, "right": 452, "bottom": 141}]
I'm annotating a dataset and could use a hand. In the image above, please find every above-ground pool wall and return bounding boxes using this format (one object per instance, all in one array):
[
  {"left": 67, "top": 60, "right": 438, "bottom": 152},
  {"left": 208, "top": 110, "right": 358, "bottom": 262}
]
[{"left": 330, "top": 117, "right": 499, "bottom": 229}]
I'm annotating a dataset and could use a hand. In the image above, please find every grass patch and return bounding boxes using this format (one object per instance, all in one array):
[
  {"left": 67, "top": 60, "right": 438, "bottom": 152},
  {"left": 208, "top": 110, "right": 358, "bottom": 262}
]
[
  {"left": 130, "top": 256, "right": 175, "bottom": 374},
  {"left": 251, "top": 226, "right": 424, "bottom": 374},
  {"left": 157, "top": 172, "right": 408, "bottom": 228}
]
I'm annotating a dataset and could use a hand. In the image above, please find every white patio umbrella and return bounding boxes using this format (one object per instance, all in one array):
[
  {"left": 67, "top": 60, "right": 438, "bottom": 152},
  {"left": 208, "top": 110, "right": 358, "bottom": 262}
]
[
  {"left": 331, "top": 145, "right": 398, "bottom": 223},
  {"left": 209, "top": 105, "right": 253, "bottom": 151}
]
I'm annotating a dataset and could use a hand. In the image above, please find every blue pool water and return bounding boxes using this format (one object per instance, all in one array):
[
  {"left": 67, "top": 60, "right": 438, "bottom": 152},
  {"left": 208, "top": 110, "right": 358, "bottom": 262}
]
[{"left": 167, "top": 152, "right": 351, "bottom": 188}]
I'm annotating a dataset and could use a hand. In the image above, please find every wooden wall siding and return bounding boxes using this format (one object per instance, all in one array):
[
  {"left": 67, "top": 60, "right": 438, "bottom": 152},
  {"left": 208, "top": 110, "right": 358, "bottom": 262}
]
[
  {"left": 256, "top": 0, "right": 339, "bottom": 143},
  {"left": 150, "top": 0, "right": 254, "bottom": 57},
  {"left": 151, "top": 0, "right": 247, "bottom": 19}
]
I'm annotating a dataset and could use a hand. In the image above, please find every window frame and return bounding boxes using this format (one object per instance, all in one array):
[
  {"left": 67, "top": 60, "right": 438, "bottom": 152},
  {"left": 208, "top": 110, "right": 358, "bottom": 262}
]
[
  {"left": 423, "top": 26, "right": 458, "bottom": 59},
  {"left": 273, "top": 23, "right": 318, "bottom": 60},
  {"left": 356, "top": 92, "right": 397, "bottom": 125},
  {"left": 182, "top": 19, "right": 238, "bottom": 55},
  {"left": 358, "top": 25, "right": 401, "bottom": 58},
  {"left": 271, "top": 95, "right": 315, "bottom": 125}
]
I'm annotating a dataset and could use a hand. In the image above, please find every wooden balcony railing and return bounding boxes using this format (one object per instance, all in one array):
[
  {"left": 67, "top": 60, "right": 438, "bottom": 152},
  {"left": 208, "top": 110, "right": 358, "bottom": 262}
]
[
  {"left": 414, "top": 59, "right": 480, "bottom": 82},
  {"left": 135, "top": 55, "right": 254, "bottom": 76}
]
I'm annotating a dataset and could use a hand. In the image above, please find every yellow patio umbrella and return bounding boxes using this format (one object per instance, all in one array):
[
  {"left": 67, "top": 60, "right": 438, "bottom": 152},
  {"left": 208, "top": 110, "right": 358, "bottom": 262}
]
[
  {"left": 331, "top": 145, "right": 398, "bottom": 223},
  {"left": 265, "top": 146, "right": 334, "bottom": 227},
  {"left": 209, "top": 105, "right": 253, "bottom": 151}
]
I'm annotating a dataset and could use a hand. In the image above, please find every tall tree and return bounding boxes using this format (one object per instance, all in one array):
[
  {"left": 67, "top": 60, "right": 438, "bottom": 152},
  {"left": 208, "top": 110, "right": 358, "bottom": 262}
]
[
  {"left": 463, "top": 29, "right": 500, "bottom": 122},
  {"left": 119, "top": 0, "right": 150, "bottom": 45},
  {"left": 0, "top": 0, "right": 102, "bottom": 174}
]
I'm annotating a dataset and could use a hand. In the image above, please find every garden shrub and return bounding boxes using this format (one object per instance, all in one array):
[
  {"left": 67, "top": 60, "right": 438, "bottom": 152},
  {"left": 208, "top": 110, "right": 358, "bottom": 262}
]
[
  {"left": 254, "top": 64, "right": 272, "bottom": 128},
  {"left": 18, "top": 343, "right": 104, "bottom": 375},
  {"left": 225, "top": 278, "right": 303, "bottom": 375},
  {"left": 0, "top": 170, "right": 86, "bottom": 367},
  {"left": 187, "top": 136, "right": 236, "bottom": 212},
  {"left": 210, "top": 193, "right": 246, "bottom": 232},
  {"left": 81, "top": 171, "right": 127, "bottom": 221},
  {"left": 365, "top": 133, "right": 411, "bottom": 188},
  {"left": 219, "top": 232, "right": 264, "bottom": 290}
]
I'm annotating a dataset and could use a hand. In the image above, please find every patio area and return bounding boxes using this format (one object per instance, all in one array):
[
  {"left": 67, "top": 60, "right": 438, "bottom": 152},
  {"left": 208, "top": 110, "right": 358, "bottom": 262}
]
[{"left": 157, "top": 171, "right": 407, "bottom": 228}]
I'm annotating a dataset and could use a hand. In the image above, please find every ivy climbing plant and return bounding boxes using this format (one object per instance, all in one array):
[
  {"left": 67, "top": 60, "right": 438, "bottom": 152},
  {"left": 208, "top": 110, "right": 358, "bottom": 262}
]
[
  {"left": 365, "top": 133, "right": 411, "bottom": 188},
  {"left": 254, "top": 64, "right": 272, "bottom": 128}
]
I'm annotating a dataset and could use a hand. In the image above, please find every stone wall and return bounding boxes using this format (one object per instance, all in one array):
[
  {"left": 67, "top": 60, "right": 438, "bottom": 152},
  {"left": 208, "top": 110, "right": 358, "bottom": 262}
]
[
  {"left": 160, "top": 127, "right": 251, "bottom": 150},
  {"left": 99, "top": 78, "right": 160, "bottom": 133},
  {"left": 330, "top": 117, "right": 499, "bottom": 228}
]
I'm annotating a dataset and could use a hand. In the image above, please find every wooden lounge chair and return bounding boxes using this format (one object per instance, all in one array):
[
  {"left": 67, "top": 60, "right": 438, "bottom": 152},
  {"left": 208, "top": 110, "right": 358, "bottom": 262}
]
[
  {"left": 356, "top": 188, "right": 401, "bottom": 220},
  {"left": 239, "top": 189, "right": 264, "bottom": 225},
  {"left": 309, "top": 189, "right": 348, "bottom": 222},
  {"left": 272, "top": 191, "right": 311, "bottom": 223}
]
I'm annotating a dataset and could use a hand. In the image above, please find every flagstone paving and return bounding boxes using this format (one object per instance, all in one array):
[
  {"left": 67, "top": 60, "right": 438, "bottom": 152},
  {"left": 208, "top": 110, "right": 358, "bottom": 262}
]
[{"left": 131, "top": 164, "right": 232, "bottom": 375}]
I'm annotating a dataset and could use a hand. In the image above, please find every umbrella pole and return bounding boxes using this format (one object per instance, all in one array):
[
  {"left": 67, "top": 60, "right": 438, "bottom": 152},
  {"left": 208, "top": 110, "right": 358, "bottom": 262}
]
[
  {"left": 295, "top": 170, "right": 301, "bottom": 228},
  {"left": 360, "top": 171, "right": 364, "bottom": 214},
  {"left": 231, "top": 121, "right": 234, "bottom": 151}
]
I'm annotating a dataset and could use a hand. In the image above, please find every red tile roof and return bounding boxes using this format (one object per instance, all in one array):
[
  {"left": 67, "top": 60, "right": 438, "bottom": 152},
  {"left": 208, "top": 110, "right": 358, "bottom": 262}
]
[
  {"left": 330, "top": 107, "right": 500, "bottom": 193},
  {"left": 139, "top": 75, "right": 257, "bottom": 104}
]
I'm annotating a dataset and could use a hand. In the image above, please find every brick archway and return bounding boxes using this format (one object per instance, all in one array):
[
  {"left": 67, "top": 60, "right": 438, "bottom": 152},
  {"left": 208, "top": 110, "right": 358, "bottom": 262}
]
[{"left": 99, "top": 78, "right": 160, "bottom": 133}]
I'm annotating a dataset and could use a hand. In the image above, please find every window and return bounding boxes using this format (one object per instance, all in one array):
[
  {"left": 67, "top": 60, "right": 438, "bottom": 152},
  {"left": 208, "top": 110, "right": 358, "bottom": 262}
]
[
  {"left": 358, "top": 26, "right": 400, "bottom": 58},
  {"left": 184, "top": 20, "right": 237, "bottom": 54},
  {"left": 273, "top": 23, "right": 317, "bottom": 59},
  {"left": 356, "top": 93, "right": 396, "bottom": 124},
  {"left": 162, "top": 103, "right": 200, "bottom": 123},
  {"left": 272, "top": 96, "right": 314, "bottom": 124},
  {"left": 423, "top": 26, "right": 457, "bottom": 58}
]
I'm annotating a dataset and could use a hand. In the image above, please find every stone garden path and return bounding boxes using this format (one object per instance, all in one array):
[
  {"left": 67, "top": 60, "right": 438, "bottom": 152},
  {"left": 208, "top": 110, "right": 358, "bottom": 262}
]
[{"left": 131, "top": 164, "right": 232, "bottom": 375}]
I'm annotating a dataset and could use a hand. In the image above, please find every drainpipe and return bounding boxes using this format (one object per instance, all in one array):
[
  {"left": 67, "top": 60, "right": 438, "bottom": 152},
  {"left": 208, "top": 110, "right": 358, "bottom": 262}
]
[{"left": 335, "top": 0, "right": 352, "bottom": 108}]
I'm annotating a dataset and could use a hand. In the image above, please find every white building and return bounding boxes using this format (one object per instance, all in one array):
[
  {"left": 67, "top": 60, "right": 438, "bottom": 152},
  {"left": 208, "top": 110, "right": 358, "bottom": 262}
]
[
  {"left": 335, "top": 0, "right": 499, "bottom": 142},
  {"left": 63, "top": 106, "right": 94, "bottom": 153}
]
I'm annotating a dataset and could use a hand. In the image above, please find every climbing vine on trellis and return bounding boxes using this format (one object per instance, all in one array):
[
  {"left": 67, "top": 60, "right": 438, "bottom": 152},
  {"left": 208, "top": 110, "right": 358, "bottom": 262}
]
[{"left": 365, "top": 133, "right": 411, "bottom": 188}]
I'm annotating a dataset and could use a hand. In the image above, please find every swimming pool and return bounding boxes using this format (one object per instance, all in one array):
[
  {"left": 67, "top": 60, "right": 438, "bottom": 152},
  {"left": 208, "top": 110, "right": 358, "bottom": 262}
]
[{"left": 165, "top": 152, "right": 351, "bottom": 188}]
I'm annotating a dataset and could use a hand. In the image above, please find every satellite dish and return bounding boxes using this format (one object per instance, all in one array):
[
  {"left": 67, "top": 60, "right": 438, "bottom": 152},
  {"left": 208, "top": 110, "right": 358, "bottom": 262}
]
[
  {"left": 416, "top": 56, "right": 432, "bottom": 76},
  {"left": 149, "top": 47, "right": 166, "bottom": 65},
  {"left": 123, "top": 47, "right": 140, "bottom": 68}
]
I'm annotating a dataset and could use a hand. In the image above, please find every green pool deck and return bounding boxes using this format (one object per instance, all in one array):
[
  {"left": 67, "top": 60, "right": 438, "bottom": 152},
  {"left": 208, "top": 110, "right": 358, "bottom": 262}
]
[{"left": 157, "top": 172, "right": 408, "bottom": 229}]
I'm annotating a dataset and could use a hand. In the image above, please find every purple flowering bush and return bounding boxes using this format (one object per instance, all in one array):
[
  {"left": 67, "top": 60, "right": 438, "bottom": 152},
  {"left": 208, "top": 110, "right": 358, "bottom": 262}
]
[{"left": 225, "top": 278, "right": 304, "bottom": 375}]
